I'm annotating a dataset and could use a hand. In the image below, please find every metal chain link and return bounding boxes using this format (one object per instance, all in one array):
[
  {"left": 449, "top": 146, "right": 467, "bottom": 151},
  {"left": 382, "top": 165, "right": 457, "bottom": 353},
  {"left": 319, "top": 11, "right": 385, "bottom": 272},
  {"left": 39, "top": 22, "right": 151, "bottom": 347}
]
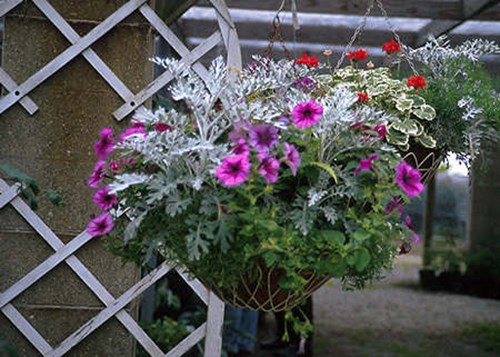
[
  {"left": 334, "top": 0, "right": 375, "bottom": 71},
  {"left": 263, "top": 0, "right": 293, "bottom": 60},
  {"left": 375, "top": 0, "right": 419, "bottom": 75}
]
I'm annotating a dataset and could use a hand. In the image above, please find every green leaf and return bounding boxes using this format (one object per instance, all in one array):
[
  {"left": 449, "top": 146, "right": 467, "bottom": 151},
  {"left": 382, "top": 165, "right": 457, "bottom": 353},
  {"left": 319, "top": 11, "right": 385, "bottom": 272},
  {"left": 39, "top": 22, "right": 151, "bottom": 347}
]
[
  {"left": 392, "top": 119, "right": 419, "bottom": 135},
  {"left": 368, "top": 84, "right": 388, "bottom": 96},
  {"left": 413, "top": 104, "right": 436, "bottom": 120},
  {"left": 352, "top": 229, "right": 371, "bottom": 241},
  {"left": 354, "top": 248, "right": 371, "bottom": 272},
  {"left": 329, "top": 260, "right": 347, "bottom": 277},
  {"left": 307, "top": 162, "right": 338, "bottom": 184},
  {"left": 321, "top": 230, "right": 345, "bottom": 245},
  {"left": 0, "top": 163, "right": 39, "bottom": 195},
  {"left": 395, "top": 97, "right": 414, "bottom": 112},
  {"left": 387, "top": 126, "right": 409, "bottom": 146},
  {"left": 263, "top": 251, "right": 278, "bottom": 267},
  {"left": 415, "top": 133, "right": 437, "bottom": 148}
]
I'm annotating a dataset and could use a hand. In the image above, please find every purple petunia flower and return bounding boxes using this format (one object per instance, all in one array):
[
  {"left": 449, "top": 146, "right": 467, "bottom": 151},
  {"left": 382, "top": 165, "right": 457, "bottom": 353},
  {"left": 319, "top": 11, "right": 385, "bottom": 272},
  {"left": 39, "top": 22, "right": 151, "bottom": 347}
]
[
  {"left": 291, "top": 99, "right": 323, "bottom": 129},
  {"left": 228, "top": 120, "right": 251, "bottom": 143},
  {"left": 119, "top": 123, "right": 146, "bottom": 143},
  {"left": 231, "top": 138, "right": 250, "bottom": 156},
  {"left": 283, "top": 142, "right": 301, "bottom": 176},
  {"left": 354, "top": 154, "right": 379, "bottom": 175},
  {"left": 87, "top": 161, "right": 107, "bottom": 188},
  {"left": 216, "top": 155, "right": 251, "bottom": 186},
  {"left": 259, "top": 156, "right": 281, "bottom": 184},
  {"left": 93, "top": 185, "right": 118, "bottom": 211},
  {"left": 94, "top": 128, "right": 115, "bottom": 160},
  {"left": 86, "top": 212, "right": 114, "bottom": 237},
  {"left": 249, "top": 124, "right": 279, "bottom": 153},
  {"left": 395, "top": 162, "right": 424, "bottom": 198},
  {"left": 278, "top": 116, "right": 291, "bottom": 126}
]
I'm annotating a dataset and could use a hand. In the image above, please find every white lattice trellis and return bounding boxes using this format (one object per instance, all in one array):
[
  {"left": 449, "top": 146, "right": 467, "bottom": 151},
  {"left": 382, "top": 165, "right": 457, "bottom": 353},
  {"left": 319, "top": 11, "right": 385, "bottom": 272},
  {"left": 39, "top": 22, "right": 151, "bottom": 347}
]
[{"left": 0, "top": 0, "right": 242, "bottom": 355}]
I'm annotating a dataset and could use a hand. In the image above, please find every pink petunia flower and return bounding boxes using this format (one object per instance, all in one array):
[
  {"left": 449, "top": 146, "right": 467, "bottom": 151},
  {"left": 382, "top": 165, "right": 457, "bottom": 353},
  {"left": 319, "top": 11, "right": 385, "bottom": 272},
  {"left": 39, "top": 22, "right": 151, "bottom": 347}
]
[
  {"left": 259, "top": 156, "right": 281, "bottom": 184},
  {"left": 216, "top": 155, "right": 251, "bottom": 186},
  {"left": 249, "top": 125, "right": 279, "bottom": 153},
  {"left": 283, "top": 142, "right": 301, "bottom": 176},
  {"left": 94, "top": 128, "right": 115, "bottom": 160},
  {"left": 119, "top": 123, "right": 146, "bottom": 143},
  {"left": 93, "top": 185, "right": 118, "bottom": 211},
  {"left": 109, "top": 160, "right": 121, "bottom": 172},
  {"left": 87, "top": 161, "right": 107, "bottom": 188},
  {"left": 374, "top": 125, "right": 387, "bottom": 139},
  {"left": 86, "top": 212, "right": 114, "bottom": 237},
  {"left": 405, "top": 215, "right": 421, "bottom": 244},
  {"left": 291, "top": 99, "right": 323, "bottom": 129},
  {"left": 231, "top": 138, "right": 250, "bottom": 156},
  {"left": 395, "top": 162, "right": 424, "bottom": 198},
  {"left": 354, "top": 154, "right": 379, "bottom": 175}
]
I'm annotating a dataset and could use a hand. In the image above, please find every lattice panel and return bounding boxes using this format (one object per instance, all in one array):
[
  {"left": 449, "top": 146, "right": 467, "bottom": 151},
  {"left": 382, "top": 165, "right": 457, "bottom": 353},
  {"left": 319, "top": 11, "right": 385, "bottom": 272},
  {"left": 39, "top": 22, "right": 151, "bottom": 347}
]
[
  {"left": 0, "top": 0, "right": 241, "bottom": 355},
  {"left": 0, "top": 0, "right": 242, "bottom": 120},
  {"left": 0, "top": 178, "right": 225, "bottom": 356}
]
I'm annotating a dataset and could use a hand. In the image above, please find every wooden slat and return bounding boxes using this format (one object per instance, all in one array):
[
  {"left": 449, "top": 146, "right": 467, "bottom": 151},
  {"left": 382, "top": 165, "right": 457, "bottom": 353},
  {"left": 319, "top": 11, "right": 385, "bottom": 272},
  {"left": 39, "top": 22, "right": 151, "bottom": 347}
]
[
  {"left": 0, "top": 0, "right": 22, "bottom": 18},
  {"left": 47, "top": 262, "right": 171, "bottom": 357},
  {"left": 211, "top": 0, "right": 242, "bottom": 69},
  {"left": 113, "top": 30, "right": 222, "bottom": 120},
  {"left": 0, "top": 68, "right": 39, "bottom": 115},
  {"left": 0, "top": 182, "right": 20, "bottom": 210},
  {"left": 203, "top": 292, "right": 225, "bottom": 357},
  {"left": 139, "top": 5, "right": 210, "bottom": 81},
  {"left": 2, "top": 304, "right": 53, "bottom": 355},
  {"left": 164, "top": 322, "right": 206, "bottom": 357},
  {"left": 0, "top": 0, "right": 148, "bottom": 115},
  {"left": 205, "top": 0, "right": 471, "bottom": 20},
  {"left": 182, "top": 18, "right": 418, "bottom": 48}
]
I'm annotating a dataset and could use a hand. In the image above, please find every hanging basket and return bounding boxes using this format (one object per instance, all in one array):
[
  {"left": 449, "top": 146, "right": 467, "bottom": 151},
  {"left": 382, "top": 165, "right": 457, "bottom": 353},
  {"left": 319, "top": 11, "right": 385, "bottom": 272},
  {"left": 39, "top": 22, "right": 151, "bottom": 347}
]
[
  {"left": 201, "top": 264, "right": 330, "bottom": 312},
  {"left": 401, "top": 144, "right": 445, "bottom": 184}
]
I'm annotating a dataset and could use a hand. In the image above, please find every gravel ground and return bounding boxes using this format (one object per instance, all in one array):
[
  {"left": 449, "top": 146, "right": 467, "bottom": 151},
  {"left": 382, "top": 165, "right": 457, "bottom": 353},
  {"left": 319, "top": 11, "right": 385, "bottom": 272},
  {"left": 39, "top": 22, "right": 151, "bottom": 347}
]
[{"left": 256, "top": 255, "right": 500, "bottom": 357}]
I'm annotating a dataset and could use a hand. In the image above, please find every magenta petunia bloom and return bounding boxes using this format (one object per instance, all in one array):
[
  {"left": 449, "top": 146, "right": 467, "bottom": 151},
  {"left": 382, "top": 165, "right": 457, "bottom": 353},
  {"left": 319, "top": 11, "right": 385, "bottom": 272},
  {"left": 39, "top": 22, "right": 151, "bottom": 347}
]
[
  {"left": 86, "top": 213, "right": 114, "bottom": 237},
  {"left": 231, "top": 138, "right": 250, "bottom": 156},
  {"left": 283, "top": 142, "right": 301, "bottom": 176},
  {"left": 109, "top": 160, "right": 121, "bottom": 171},
  {"left": 94, "top": 128, "right": 115, "bottom": 160},
  {"left": 354, "top": 154, "right": 379, "bottom": 175},
  {"left": 249, "top": 124, "right": 279, "bottom": 152},
  {"left": 93, "top": 185, "right": 118, "bottom": 211},
  {"left": 216, "top": 155, "right": 251, "bottom": 186},
  {"left": 291, "top": 99, "right": 323, "bottom": 129},
  {"left": 259, "top": 156, "right": 281, "bottom": 184},
  {"left": 228, "top": 120, "right": 251, "bottom": 143},
  {"left": 119, "top": 124, "right": 146, "bottom": 143},
  {"left": 155, "top": 122, "right": 172, "bottom": 133},
  {"left": 395, "top": 162, "right": 424, "bottom": 198},
  {"left": 87, "top": 161, "right": 107, "bottom": 188},
  {"left": 405, "top": 215, "right": 420, "bottom": 243},
  {"left": 385, "top": 196, "right": 404, "bottom": 216},
  {"left": 374, "top": 125, "right": 387, "bottom": 139}
]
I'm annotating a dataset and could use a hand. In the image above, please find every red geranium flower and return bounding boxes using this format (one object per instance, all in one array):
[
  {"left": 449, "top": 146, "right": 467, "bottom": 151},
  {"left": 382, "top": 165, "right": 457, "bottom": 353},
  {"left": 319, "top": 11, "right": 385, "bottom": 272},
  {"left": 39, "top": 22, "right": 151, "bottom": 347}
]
[
  {"left": 382, "top": 39, "right": 400, "bottom": 54},
  {"left": 357, "top": 92, "right": 369, "bottom": 103},
  {"left": 407, "top": 75, "right": 427, "bottom": 91},
  {"left": 347, "top": 49, "right": 368, "bottom": 61},
  {"left": 296, "top": 53, "right": 319, "bottom": 67}
]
